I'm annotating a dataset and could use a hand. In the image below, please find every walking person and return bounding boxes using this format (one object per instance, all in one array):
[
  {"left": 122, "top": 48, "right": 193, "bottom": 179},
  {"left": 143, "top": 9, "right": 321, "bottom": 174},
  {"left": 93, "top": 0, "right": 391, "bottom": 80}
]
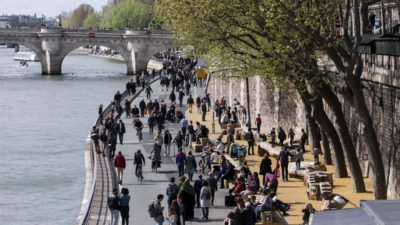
[
  {"left": 300, "top": 128, "right": 308, "bottom": 152},
  {"left": 264, "top": 172, "right": 279, "bottom": 194},
  {"left": 164, "top": 130, "right": 173, "bottom": 156},
  {"left": 195, "top": 96, "right": 201, "bottom": 114},
  {"left": 155, "top": 131, "right": 164, "bottom": 151},
  {"left": 167, "top": 200, "right": 181, "bottom": 225},
  {"left": 187, "top": 121, "right": 194, "bottom": 147},
  {"left": 148, "top": 113, "right": 156, "bottom": 134},
  {"left": 114, "top": 151, "right": 126, "bottom": 185},
  {"left": 255, "top": 114, "right": 262, "bottom": 134},
  {"left": 259, "top": 153, "right": 272, "bottom": 185},
  {"left": 178, "top": 89, "right": 185, "bottom": 107},
  {"left": 91, "top": 127, "right": 101, "bottom": 154},
  {"left": 150, "top": 194, "right": 165, "bottom": 225},
  {"left": 98, "top": 104, "right": 103, "bottom": 125},
  {"left": 295, "top": 148, "right": 303, "bottom": 172},
  {"left": 133, "top": 149, "right": 145, "bottom": 180},
  {"left": 187, "top": 95, "right": 194, "bottom": 113},
  {"left": 201, "top": 101, "right": 207, "bottom": 121},
  {"left": 173, "top": 131, "right": 184, "bottom": 150},
  {"left": 200, "top": 180, "right": 212, "bottom": 220},
  {"left": 100, "top": 128, "right": 108, "bottom": 153},
  {"left": 277, "top": 146, "right": 291, "bottom": 182},
  {"left": 178, "top": 176, "right": 195, "bottom": 221},
  {"left": 270, "top": 128, "right": 276, "bottom": 147},
  {"left": 147, "top": 100, "right": 154, "bottom": 117},
  {"left": 117, "top": 119, "right": 126, "bottom": 145},
  {"left": 166, "top": 177, "right": 180, "bottom": 208},
  {"left": 312, "top": 147, "right": 322, "bottom": 165},
  {"left": 245, "top": 128, "right": 255, "bottom": 155},
  {"left": 207, "top": 172, "right": 218, "bottom": 206},
  {"left": 119, "top": 187, "right": 131, "bottom": 225},
  {"left": 278, "top": 127, "right": 286, "bottom": 147},
  {"left": 107, "top": 132, "right": 117, "bottom": 160},
  {"left": 176, "top": 148, "right": 187, "bottom": 177},
  {"left": 108, "top": 188, "right": 120, "bottom": 225},
  {"left": 169, "top": 91, "right": 176, "bottom": 105},
  {"left": 194, "top": 175, "right": 204, "bottom": 208},
  {"left": 146, "top": 85, "right": 153, "bottom": 99},
  {"left": 139, "top": 99, "right": 146, "bottom": 117},
  {"left": 288, "top": 128, "right": 295, "bottom": 147},
  {"left": 185, "top": 151, "right": 197, "bottom": 181}
]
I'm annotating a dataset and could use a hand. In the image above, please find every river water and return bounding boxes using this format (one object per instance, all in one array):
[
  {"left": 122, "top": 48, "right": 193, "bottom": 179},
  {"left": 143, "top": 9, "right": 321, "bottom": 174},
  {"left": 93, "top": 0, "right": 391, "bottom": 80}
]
[{"left": 0, "top": 47, "right": 131, "bottom": 224}]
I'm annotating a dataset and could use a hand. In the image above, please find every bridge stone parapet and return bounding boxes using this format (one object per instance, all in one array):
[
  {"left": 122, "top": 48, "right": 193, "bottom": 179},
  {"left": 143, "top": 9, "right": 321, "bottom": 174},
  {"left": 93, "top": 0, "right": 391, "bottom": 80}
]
[{"left": 0, "top": 28, "right": 175, "bottom": 75}]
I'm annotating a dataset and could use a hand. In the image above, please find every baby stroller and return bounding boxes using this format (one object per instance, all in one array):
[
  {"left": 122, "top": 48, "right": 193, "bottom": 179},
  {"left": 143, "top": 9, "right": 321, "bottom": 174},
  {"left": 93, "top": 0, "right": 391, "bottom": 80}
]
[{"left": 176, "top": 111, "right": 184, "bottom": 120}]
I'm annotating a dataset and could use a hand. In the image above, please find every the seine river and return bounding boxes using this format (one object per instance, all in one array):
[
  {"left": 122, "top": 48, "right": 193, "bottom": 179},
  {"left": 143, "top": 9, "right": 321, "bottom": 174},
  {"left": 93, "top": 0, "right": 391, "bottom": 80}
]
[{"left": 0, "top": 47, "right": 131, "bottom": 224}]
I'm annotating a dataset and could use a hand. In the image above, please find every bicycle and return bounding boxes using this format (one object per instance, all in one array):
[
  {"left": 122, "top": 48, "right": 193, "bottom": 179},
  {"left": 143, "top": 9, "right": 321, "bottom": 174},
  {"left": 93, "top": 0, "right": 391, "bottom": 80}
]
[
  {"left": 136, "top": 164, "right": 143, "bottom": 183},
  {"left": 137, "top": 127, "right": 143, "bottom": 142},
  {"left": 199, "top": 151, "right": 212, "bottom": 174}
]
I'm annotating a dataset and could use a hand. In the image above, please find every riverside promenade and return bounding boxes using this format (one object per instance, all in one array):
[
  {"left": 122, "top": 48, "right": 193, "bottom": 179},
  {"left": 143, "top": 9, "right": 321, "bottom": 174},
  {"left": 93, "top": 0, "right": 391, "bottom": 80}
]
[
  {"left": 113, "top": 80, "right": 231, "bottom": 224},
  {"left": 77, "top": 75, "right": 232, "bottom": 225}
]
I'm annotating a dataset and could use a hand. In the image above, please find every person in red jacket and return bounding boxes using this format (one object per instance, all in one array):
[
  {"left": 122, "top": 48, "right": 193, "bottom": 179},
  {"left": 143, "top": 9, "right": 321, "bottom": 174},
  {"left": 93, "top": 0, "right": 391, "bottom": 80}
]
[
  {"left": 114, "top": 151, "right": 126, "bottom": 185},
  {"left": 232, "top": 178, "right": 245, "bottom": 201}
]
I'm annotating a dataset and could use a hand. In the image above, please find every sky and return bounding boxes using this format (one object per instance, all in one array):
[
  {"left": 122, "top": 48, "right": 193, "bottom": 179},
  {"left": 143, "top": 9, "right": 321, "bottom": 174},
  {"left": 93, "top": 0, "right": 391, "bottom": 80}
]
[{"left": 0, "top": 0, "right": 109, "bottom": 17}]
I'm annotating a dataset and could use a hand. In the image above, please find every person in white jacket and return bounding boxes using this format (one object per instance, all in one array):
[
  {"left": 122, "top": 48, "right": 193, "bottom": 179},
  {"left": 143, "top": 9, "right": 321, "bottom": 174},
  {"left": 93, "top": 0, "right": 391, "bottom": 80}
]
[{"left": 200, "top": 180, "right": 212, "bottom": 220}]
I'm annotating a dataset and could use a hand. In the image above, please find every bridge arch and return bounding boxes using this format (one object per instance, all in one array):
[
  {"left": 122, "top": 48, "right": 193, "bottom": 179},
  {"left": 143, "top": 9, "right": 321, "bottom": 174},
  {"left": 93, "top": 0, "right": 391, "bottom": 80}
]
[{"left": 58, "top": 42, "right": 132, "bottom": 75}]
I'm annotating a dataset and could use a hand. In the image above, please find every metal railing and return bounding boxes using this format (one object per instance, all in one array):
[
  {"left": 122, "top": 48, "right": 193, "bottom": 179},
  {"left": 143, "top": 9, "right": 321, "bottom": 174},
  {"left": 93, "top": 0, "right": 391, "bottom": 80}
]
[{"left": 77, "top": 75, "right": 160, "bottom": 225}]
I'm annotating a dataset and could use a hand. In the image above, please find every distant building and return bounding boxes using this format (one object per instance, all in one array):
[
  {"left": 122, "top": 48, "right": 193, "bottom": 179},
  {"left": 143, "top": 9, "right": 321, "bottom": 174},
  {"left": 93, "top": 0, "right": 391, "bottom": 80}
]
[{"left": 0, "top": 21, "right": 11, "bottom": 28}]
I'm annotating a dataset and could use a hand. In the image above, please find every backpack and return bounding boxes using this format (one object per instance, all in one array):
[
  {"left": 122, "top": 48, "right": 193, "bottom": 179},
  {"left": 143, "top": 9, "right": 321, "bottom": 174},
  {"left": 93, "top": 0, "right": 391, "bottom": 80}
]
[
  {"left": 204, "top": 188, "right": 211, "bottom": 200},
  {"left": 167, "top": 184, "right": 179, "bottom": 199},
  {"left": 148, "top": 201, "right": 157, "bottom": 218},
  {"left": 107, "top": 195, "right": 119, "bottom": 209}
]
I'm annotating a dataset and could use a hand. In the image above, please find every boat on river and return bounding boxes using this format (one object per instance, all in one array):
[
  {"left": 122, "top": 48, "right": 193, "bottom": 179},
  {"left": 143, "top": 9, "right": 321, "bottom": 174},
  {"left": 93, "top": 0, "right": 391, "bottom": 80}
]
[{"left": 14, "top": 47, "right": 39, "bottom": 61}]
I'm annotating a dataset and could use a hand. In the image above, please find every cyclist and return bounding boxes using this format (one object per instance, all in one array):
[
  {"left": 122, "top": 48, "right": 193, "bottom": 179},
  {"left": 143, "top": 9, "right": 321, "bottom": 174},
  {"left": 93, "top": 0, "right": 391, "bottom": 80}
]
[
  {"left": 133, "top": 150, "right": 145, "bottom": 180},
  {"left": 133, "top": 118, "right": 143, "bottom": 136}
]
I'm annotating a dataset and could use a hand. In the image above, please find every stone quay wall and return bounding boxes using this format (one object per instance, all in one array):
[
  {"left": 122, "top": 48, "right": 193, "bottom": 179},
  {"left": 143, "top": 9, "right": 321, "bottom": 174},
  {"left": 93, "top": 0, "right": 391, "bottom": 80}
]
[{"left": 207, "top": 54, "right": 400, "bottom": 199}]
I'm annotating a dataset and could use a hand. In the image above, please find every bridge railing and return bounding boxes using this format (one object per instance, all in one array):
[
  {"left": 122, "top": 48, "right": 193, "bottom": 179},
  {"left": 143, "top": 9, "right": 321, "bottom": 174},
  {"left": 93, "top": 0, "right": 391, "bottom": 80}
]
[{"left": 0, "top": 27, "right": 172, "bottom": 35}]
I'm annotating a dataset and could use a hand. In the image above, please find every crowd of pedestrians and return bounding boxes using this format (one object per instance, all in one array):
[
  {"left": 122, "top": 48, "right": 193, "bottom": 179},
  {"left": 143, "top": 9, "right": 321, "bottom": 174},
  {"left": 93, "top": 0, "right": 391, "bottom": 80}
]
[{"left": 94, "top": 49, "right": 318, "bottom": 225}]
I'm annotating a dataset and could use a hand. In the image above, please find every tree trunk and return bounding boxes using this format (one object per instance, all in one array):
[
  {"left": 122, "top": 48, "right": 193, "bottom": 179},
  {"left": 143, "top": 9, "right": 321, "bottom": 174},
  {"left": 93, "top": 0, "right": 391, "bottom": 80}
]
[
  {"left": 345, "top": 75, "right": 387, "bottom": 199},
  {"left": 300, "top": 90, "right": 348, "bottom": 178},
  {"left": 321, "top": 131, "right": 333, "bottom": 165},
  {"left": 246, "top": 77, "right": 252, "bottom": 130},
  {"left": 316, "top": 84, "right": 366, "bottom": 192},
  {"left": 381, "top": 0, "right": 387, "bottom": 34},
  {"left": 302, "top": 98, "right": 320, "bottom": 152},
  {"left": 360, "top": 2, "right": 369, "bottom": 35}
]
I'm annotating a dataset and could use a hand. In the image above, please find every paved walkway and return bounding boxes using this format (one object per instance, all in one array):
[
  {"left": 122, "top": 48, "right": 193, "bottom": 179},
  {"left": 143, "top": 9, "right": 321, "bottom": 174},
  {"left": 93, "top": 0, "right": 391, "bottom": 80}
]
[{"left": 115, "top": 81, "right": 231, "bottom": 225}]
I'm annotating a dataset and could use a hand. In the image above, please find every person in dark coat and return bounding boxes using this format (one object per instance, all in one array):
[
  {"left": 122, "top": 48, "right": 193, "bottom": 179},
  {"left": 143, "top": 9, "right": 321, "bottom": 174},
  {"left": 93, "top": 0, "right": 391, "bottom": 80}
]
[
  {"left": 107, "top": 132, "right": 117, "bottom": 160},
  {"left": 278, "top": 127, "right": 286, "bottom": 147},
  {"left": 194, "top": 175, "right": 204, "bottom": 208},
  {"left": 240, "top": 202, "right": 256, "bottom": 225},
  {"left": 139, "top": 99, "right": 146, "bottom": 117},
  {"left": 259, "top": 153, "right": 272, "bottom": 185},
  {"left": 178, "top": 89, "right": 185, "bottom": 107},
  {"left": 169, "top": 91, "right": 176, "bottom": 105},
  {"left": 277, "top": 146, "right": 292, "bottom": 182},
  {"left": 178, "top": 176, "right": 196, "bottom": 221},
  {"left": 116, "top": 119, "right": 126, "bottom": 145},
  {"left": 245, "top": 128, "right": 255, "bottom": 155}
]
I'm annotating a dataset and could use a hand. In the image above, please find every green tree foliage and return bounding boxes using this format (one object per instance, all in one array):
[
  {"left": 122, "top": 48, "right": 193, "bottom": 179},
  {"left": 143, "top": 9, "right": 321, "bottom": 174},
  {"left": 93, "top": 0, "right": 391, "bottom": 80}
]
[
  {"left": 157, "top": 0, "right": 389, "bottom": 199},
  {"left": 62, "top": 4, "right": 94, "bottom": 28},
  {"left": 107, "top": 0, "right": 151, "bottom": 29},
  {"left": 148, "top": 18, "right": 164, "bottom": 30},
  {"left": 83, "top": 13, "right": 101, "bottom": 29}
]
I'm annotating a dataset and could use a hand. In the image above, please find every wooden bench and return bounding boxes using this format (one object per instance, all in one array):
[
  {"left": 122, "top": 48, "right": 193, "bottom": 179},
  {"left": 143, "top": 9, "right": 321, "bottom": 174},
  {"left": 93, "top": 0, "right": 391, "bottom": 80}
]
[{"left": 256, "top": 211, "right": 289, "bottom": 225}]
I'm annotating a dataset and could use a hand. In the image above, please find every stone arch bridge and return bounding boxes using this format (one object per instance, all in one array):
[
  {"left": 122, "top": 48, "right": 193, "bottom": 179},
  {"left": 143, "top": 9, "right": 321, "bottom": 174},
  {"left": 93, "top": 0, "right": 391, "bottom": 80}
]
[{"left": 0, "top": 28, "right": 175, "bottom": 75}]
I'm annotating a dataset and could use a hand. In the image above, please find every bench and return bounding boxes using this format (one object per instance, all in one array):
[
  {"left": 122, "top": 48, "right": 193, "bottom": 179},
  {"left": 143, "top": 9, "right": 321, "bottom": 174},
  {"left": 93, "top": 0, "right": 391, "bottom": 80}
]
[
  {"left": 256, "top": 211, "right": 289, "bottom": 225},
  {"left": 288, "top": 161, "right": 315, "bottom": 179},
  {"left": 258, "top": 142, "right": 281, "bottom": 158}
]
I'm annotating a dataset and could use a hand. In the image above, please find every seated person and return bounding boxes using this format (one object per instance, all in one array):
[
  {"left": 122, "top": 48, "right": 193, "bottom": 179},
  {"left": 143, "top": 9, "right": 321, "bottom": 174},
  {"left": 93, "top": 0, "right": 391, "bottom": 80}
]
[
  {"left": 231, "top": 178, "right": 245, "bottom": 201},
  {"left": 270, "top": 190, "right": 290, "bottom": 216},
  {"left": 220, "top": 161, "right": 235, "bottom": 189},
  {"left": 255, "top": 188, "right": 273, "bottom": 220},
  {"left": 216, "top": 140, "right": 225, "bottom": 155},
  {"left": 240, "top": 173, "right": 259, "bottom": 200}
]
